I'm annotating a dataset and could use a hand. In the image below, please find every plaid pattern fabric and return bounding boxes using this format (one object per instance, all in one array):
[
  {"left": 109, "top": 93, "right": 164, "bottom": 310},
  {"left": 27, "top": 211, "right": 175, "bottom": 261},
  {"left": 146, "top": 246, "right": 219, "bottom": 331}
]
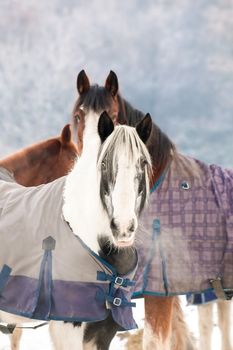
[{"left": 133, "top": 154, "right": 233, "bottom": 296}]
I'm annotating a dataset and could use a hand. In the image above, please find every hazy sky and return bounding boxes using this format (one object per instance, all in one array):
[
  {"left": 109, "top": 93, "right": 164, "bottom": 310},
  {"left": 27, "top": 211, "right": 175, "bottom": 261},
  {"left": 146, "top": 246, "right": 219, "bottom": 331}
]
[{"left": 0, "top": 0, "right": 232, "bottom": 166}]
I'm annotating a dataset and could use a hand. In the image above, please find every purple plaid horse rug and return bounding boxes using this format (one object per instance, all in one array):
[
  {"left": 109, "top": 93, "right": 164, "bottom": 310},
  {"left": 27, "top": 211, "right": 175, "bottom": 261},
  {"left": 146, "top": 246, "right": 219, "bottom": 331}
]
[{"left": 133, "top": 153, "right": 233, "bottom": 299}]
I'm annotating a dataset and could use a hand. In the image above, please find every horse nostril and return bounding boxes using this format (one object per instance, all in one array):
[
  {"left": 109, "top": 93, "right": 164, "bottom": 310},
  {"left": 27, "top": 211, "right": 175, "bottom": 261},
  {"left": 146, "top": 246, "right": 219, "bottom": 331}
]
[
  {"left": 110, "top": 218, "right": 118, "bottom": 231},
  {"left": 128, "top": 220, "right": 135, "bottom": 233}
]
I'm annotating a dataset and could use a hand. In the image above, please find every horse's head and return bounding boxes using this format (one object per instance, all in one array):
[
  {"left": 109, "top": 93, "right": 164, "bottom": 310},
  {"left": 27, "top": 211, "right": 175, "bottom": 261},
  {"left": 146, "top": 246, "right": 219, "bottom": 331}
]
[
  {"left": 97, "top": 111, "right": 152, "bottom": 248},
  {"left": 72, "top": 70, "right": 120, "bottom": 155}
]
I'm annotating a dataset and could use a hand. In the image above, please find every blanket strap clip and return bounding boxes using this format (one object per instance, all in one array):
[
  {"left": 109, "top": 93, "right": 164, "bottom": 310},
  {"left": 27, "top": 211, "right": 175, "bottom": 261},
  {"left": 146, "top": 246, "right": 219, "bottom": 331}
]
[
  {"left": 209, "top": 278, "right": 233, "bottom": 300},
  {"left": 0, "top": 322, "right": 48, "bottom": 334},
  {"left": 0, "top": 323, "right": 16, "bottom": 334}
]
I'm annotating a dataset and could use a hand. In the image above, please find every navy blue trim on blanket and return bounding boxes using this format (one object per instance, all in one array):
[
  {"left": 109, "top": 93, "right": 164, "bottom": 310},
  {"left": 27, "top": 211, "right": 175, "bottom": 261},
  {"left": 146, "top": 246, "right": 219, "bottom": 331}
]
[
  {"left": 186, "top": 291, "right": 217, "bottom": 305},
  {"left": 155, "top": 221, "right": 169, "bottom": 295},
  {"left": 150, "top": 173, "right": 166, "bottom": 193},
  {"left": 150, "top": 160, "right": 171, "bottom": 194},
  {"left": 32, "top": 250, "right": 50, "bottom": 318},
  {"left": 32, "top": 237, "right": 54, "bottom": 319},
  {"left": 33, "top": 250, "right": 53, "bottom": 319},
  {"left": 132, "top": 287, "right": 216, "bottom": 298},
  {"left": 0, "top": 265, "right": 11, "bottom": 295},
  {"left": 141, "top": 219, "right": 160, "bottom": 292}
]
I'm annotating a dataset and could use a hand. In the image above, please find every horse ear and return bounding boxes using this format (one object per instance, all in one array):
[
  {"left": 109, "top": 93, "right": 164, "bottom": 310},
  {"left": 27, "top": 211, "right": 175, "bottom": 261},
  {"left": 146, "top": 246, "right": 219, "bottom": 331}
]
[
  {"left": 61, "top": 124, "right": 72, "bottom": 144},
  {"left": 98, "top": 111, "right": 114, "bottom": 143},
  {"left": 136, "top": 113, "right": 152, "bottom": 144},
  {"left": 105, "top": 70, "right": 118, "bottom": 97},
  {"left": 77, "top": 70, "right": 90, "bottom": 94}
]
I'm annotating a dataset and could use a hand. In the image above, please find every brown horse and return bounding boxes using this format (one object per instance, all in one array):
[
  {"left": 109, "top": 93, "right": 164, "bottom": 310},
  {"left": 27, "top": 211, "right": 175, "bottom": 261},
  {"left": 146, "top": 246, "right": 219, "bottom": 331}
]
[
  {"left": 0, "top": 124, "right": 78, "bottom": 350},
  {"left": 71, "top": 70, "right": 195, "bottom": 350},
  {"left": 0, "top": 124, "right": 78, "bottom": 186}
]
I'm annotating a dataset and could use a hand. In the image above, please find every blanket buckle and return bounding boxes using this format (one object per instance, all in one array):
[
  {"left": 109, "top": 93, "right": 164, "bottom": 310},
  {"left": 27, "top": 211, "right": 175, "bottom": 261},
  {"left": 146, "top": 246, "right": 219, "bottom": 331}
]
[
  {"left": 115, "top": 277, "right": 124, "bottom": 286},
  {"left": 209, "top": 277, "right": 233, "bottom": 300},
  {"left": 113, "top": 297, "right": 122, "bottom": 306}
]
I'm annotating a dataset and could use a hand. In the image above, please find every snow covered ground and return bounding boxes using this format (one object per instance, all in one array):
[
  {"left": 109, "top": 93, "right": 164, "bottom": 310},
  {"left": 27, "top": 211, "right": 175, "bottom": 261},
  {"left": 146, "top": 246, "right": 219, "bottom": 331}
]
[{"left": 0, "top": 297, "right": 232, "bottom": 349}]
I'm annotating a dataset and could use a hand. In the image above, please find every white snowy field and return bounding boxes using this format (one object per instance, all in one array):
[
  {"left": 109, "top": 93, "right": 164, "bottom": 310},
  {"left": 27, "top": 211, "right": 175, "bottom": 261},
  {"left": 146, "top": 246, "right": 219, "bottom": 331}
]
[{"left": 0, "top": 297, "right": 232, "bottom": 350}]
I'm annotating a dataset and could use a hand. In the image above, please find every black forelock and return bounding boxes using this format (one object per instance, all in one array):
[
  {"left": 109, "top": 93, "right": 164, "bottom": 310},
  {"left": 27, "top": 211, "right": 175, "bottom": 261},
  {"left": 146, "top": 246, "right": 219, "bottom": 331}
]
[{"left": 76, "top": 85, "right": 112, "bottom": 113}]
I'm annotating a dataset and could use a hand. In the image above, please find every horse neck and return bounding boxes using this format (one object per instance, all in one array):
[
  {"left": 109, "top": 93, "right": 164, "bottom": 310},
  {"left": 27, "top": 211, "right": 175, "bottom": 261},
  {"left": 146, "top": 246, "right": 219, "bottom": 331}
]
[
  {"left": 63, "top": 114, "right": 110, "bottom": 255},
  {"left": 117, "top": 96, "right": 145, "bottom": 126},
  {"left": 0, "top": 148, "right": 41, "bottom": 186},
  {"left": 148, "top": 124, "right": 174, "bottom": 185},
  {"left": 0, "top": 142, "right": 58, "bottom": 186}
]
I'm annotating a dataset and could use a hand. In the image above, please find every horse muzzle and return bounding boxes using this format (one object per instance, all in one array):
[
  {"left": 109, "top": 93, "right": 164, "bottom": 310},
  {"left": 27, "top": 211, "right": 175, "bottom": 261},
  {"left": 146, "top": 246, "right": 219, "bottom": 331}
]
[{"left": 110, "top": 218, "right": 137, "bottom": 247}]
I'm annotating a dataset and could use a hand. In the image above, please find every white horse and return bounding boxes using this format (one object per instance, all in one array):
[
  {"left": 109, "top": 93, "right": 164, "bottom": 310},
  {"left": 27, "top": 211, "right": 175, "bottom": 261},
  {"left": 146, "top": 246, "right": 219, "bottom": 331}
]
[
  {"left": 49, "top": 111, "right": 152, "bottom": 349},
  {"left": 0, "top": 111, "right": 152, "bottom": 350}
]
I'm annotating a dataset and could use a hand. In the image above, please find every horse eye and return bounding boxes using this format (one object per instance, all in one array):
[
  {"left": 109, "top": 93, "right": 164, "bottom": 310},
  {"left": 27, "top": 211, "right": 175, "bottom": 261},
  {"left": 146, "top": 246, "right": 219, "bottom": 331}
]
[
  {"left": 101, "top": 161, "right": 107, "bottom": 170},
  {"left": 138, "top": 179, "right": 144, "bottom": 194},
  {"left": 141, "top": 158, "right": 148, "bottom": 168},
  {"left": 75, "top": 115, "right": 81, "bottom": 123}
]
